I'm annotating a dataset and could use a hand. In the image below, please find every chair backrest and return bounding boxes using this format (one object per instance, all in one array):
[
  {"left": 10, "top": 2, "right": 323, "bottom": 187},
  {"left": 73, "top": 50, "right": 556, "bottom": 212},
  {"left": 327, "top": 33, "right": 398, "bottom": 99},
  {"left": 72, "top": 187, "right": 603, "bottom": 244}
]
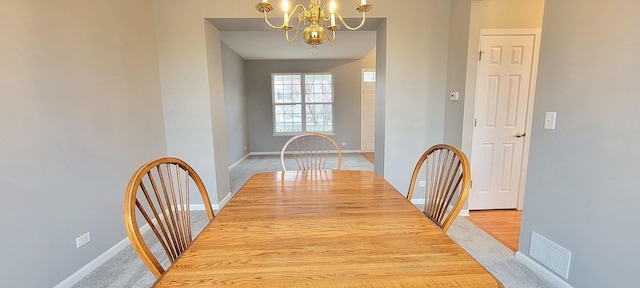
[
  {"left": 123, "top": 157, "right": 215, "bottom": 279},
  {"left": 407, "top": 144, "right": 471, "bottom": 232},
  {"left": 280, "top": 132, "right": 342, "bottom": 171}
]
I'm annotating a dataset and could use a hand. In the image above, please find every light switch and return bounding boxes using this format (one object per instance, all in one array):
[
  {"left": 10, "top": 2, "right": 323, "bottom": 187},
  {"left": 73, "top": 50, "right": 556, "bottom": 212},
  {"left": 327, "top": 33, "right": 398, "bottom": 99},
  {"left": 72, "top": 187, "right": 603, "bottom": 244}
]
[{"left": 544, "top": 112, "right": 556, "bottom": 130}]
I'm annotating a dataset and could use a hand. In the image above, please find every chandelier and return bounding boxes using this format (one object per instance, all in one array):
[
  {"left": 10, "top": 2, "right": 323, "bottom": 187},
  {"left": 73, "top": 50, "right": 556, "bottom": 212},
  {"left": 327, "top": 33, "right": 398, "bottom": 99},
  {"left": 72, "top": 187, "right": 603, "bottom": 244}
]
[{"left": 256, "top": 0, "right": 373, "bottom": 55}]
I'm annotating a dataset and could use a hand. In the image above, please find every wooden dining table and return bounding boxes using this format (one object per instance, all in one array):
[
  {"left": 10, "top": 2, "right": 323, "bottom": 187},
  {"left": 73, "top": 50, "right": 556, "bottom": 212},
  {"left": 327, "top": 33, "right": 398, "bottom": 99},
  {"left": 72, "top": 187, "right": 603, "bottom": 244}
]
[{"left": 153, "top": 170, "right": 503, "bottom": 287}]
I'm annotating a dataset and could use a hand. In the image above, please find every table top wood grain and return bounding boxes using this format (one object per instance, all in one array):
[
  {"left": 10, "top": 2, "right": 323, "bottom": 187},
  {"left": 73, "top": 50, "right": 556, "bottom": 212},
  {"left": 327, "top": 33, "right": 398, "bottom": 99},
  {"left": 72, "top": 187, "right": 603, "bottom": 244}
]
[{"left": 153, "top": 170, "right": 503, "bottom": 287}]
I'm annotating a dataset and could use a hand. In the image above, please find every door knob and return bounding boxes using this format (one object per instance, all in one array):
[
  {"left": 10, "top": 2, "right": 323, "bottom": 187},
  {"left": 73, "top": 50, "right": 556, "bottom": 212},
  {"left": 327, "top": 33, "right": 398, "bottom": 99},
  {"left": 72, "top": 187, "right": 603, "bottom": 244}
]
[{"left": 515, "top": 132, "right": 526, "bottom": 138}]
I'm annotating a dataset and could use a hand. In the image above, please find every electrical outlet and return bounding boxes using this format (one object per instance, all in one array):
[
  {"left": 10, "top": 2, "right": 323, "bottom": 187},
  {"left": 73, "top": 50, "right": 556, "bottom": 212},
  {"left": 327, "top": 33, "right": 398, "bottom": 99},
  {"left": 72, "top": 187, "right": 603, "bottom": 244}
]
[
  {"left": 76, "top": 232, "right": 91, "bottom": 248},
  {"left": 419, "top": 181, "right": 426, "bottom": 187},
  {"left": 341, "top": 142, "right": 347, "bottom": 146}
]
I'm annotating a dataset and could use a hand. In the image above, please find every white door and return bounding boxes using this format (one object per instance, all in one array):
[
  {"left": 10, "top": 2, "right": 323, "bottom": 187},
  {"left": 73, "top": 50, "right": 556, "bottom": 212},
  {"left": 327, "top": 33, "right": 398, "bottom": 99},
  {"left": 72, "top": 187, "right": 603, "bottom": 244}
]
[
  {"left": 361, "top": 70, "right": 375, "bottom": 152},
  {"left": 469, "top": 34, "right": 536, "bottom": 210}
]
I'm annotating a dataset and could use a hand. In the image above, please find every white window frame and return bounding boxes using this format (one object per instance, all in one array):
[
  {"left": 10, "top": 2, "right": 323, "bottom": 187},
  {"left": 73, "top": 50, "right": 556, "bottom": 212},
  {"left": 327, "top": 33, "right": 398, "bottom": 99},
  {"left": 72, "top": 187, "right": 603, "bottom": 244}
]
[{"left": 272, "top": 73, "right": 334, "bottom": 136}]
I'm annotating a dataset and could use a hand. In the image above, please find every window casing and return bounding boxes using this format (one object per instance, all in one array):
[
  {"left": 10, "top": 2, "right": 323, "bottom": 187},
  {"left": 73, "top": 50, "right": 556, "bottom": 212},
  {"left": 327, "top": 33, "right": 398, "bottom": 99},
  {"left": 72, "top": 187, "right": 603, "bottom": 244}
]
[{"left": 272, "top": 73, "right": 334, "bottom": 135}]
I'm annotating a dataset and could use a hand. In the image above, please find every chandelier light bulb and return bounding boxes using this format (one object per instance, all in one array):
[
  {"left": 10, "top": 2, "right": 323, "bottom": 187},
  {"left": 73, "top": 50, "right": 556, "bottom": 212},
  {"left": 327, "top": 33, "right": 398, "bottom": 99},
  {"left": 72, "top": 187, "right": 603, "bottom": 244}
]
[
  {"left": 282, "top": 1, "right": 289, "bottom": 23},
  {"left": 330, "top": 1, "right": 336, "bottom": 26}
]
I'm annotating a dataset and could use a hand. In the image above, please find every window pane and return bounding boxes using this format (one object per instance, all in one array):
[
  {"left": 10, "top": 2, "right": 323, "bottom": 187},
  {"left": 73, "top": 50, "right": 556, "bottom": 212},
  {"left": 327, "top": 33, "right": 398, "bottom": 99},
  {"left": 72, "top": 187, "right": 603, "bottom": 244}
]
[
  {"left": 273, "top": 75, "right": 284, "bottom": 85},
  {"left": 305, "top": 104, "right": 333, "bottom": 132},
  {"left": 305, "top": 74, "right": 332, "bottom": 104},
  {"left": 364, "top": 71, "right": 376, "bottom": 82},
  {"left": 274, "top": 74, "right": 302, "bottom": 104},
  {"left": 292, "top": 75, "right": 301, "bottom": 85},
  {"left": 275, "top": 104, "right": 302, "bottom": 133},
  {"left": 304, "top": 74, "right": 314, "bottom": 84}
]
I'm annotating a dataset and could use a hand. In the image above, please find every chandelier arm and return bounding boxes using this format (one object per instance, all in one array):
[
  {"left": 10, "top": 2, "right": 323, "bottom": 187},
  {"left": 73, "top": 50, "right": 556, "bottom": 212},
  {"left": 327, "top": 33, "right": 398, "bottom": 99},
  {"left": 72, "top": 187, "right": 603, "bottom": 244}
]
[
  {"left": 289, "top": 4, "right": 308, "bottom": 23},
  {"left": 262, "top": 10, "right": 287, "bottom": 30},
  {"left": 318, "top": 15, "right": 337, "bottom": 43},
  {"left": 327, "top": 28, "right": 336, "bottom": 43},
  {"left": 320, "top": 4, "right": 331, "bottom": 22},
  {"left": 284, "top": 19, "right": 304, "bottom": 43},
  {"left": 261, "top": 4, "right": 308, "bottom": 30},
  {"left": 334, "top": 10, "right": 368, "bottom": 31}
]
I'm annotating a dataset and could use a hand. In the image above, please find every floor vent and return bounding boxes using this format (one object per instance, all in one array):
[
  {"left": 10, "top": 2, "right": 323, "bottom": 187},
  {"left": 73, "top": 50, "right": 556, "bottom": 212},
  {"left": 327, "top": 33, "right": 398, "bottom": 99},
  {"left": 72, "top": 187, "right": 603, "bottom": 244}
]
[{"left": 529, "top": 231, "right": 571, "bottom": 279}]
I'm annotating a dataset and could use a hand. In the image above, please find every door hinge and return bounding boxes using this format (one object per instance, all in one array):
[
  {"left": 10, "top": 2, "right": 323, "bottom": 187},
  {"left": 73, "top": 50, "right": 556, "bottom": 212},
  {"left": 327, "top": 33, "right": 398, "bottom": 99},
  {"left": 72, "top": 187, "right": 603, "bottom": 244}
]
[
  {"left": 479, "top": 50, "right": 485, "bottom": 61},
  {"left": 470, "top": 180, "right": 473, "bottom": 188},
  {"left": 474, "top": 118, "right": 477, "bottom": 127}
]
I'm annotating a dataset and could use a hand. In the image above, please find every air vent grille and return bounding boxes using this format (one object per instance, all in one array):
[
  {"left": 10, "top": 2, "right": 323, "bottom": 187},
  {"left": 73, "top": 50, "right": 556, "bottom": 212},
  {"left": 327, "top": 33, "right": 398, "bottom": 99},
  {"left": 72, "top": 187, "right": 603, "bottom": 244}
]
[{"left": 529, "top": 231, "right": 571, "bottom": 279}]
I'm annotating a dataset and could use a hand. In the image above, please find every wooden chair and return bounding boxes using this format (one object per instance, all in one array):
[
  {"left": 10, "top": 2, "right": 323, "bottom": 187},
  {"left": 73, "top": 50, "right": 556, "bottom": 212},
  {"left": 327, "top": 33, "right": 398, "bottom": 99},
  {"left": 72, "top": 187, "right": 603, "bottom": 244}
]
[
  {"left": 407, "top": 144, "right": 471, "bottom": 232},
  {"left": 280, "top": 132, "right": 342, "bottom": 171},
  {"left": 123, "top": 157, "right": 215, "bottom": 279}
]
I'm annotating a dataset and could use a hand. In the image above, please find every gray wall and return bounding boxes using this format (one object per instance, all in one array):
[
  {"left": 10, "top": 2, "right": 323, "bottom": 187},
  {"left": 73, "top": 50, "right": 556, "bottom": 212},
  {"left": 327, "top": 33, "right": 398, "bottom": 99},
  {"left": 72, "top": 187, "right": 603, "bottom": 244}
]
[
  {"left": 443, "top": 0, "right": 472, "bottom": 147},
  {"left": 0, "top": 0, "right": 167, "bottom": 286},
  {"left": 362, "top": 47, "right": 377, "bottom": 69},
  {"left": 374, "top": 21, "right": 387, "bottom": 176},
  {"left": 246, "top": 59, "right": 364, "bottom": 153},
  {"left": 157, "top": 6, "right": 227, "bottom": 207},
  {"left": 381, "top": 1, "right": 451, "bottom": 195},
  {"left": 220, "top": 43, "right": 249, "bottom": 165},
  {"left": 204, "top": 20, "right": 232, "bottom": 203},
  {"left": 520, "top": 0, "right": 640, "bottom": 286}
]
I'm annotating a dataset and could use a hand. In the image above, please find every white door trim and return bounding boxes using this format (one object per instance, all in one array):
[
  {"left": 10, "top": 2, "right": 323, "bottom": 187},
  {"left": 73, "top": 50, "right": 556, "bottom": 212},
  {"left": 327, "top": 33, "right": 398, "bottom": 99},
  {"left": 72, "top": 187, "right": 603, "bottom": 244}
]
[
  {"left": 361, "top": 69, "right": 376, "bottom": 152},
  {"left": 462, "top": 29, "right": 541, "bottom": 210}
]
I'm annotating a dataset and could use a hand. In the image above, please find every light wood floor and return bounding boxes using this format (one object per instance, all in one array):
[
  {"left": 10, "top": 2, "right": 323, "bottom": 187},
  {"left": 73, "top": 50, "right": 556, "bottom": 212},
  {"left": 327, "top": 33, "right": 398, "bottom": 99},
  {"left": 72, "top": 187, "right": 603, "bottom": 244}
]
[
  {"left": 465, "top": 210, "right": 522, "bottom": 252},
  {"left": 358, "top": 152, "right": 521, "bottom": 251},
  {"left": 361, "top": 152, "right": 374, "bottom": 164}
]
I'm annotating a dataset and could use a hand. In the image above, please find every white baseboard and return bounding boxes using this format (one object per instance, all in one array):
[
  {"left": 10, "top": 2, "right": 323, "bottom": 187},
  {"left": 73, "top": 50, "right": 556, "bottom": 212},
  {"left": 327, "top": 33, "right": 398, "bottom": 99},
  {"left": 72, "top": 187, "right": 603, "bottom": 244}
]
[
  {"left": 54, "top": 197, "right": 232, "bottom": 288},
  {"left": 54, "top": 237, "right": 131, "bottom": 288},
  {"left": 218, "top": 192, "right": 232, "bottom": 210},
  {"left": 187, "top": 195, "right": 231, "bottom": 213},
  {"left": 515, "top": 251, "right": 574, "bottom": 288},
  {"left": 410, "top": 198, "right": 425, "bottom": 206},
  {"left": 249, "top": 151, "right": 279, "bottom": 156},
  {"left": 229, "top": 153, "right": 250, "bottom": 170},
  {"left": 54, "top": 223, "right": 153, "bottom": 288},
  {"left": 250, "top": 150, "right": 362, "bottom": 156}
]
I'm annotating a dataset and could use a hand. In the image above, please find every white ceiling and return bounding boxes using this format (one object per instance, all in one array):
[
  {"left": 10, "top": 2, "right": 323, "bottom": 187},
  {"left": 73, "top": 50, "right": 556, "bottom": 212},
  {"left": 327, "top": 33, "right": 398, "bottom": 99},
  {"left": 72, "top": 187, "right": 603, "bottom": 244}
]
[{"left": 209, "top": 18, "right": 382, "bottom": 60}]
